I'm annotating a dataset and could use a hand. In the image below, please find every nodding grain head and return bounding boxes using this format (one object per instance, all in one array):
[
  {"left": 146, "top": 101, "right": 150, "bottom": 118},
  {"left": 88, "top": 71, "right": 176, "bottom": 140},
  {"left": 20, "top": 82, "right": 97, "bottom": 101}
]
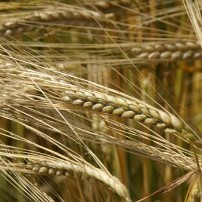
[
  {"left": 0, "top": 5, "right": 113, "bottom": 36},
  {"left": 60, "top": 88, "right": 200, "bottom": 145},
  {"left": 1, "top": 158, "right": 131, "bottom": 202},
  {"left": 131, "top": 41, "right": 202, "bottom": 61}
]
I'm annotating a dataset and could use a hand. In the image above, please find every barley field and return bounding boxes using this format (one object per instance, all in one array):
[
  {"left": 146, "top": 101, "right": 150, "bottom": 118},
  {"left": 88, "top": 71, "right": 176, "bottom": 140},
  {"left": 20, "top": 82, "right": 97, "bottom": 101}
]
[{"left": 0, "top": 0, "right": 202, "bottom": 201}]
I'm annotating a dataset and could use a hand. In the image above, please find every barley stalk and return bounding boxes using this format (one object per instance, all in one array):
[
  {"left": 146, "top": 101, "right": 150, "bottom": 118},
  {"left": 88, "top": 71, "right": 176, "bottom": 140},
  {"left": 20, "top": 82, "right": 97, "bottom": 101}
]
[
  {"left": 0, "top": 158, "right": 131, "bottom": 202},
  {"left": 0, "top": 6, "right": 112, "bottom": 36},
  {"left": 60, "top": 87, "right": 199, "bottom": 144},
  {"left": 131, "top": 41, "right": 202, "bottom": 61}
]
